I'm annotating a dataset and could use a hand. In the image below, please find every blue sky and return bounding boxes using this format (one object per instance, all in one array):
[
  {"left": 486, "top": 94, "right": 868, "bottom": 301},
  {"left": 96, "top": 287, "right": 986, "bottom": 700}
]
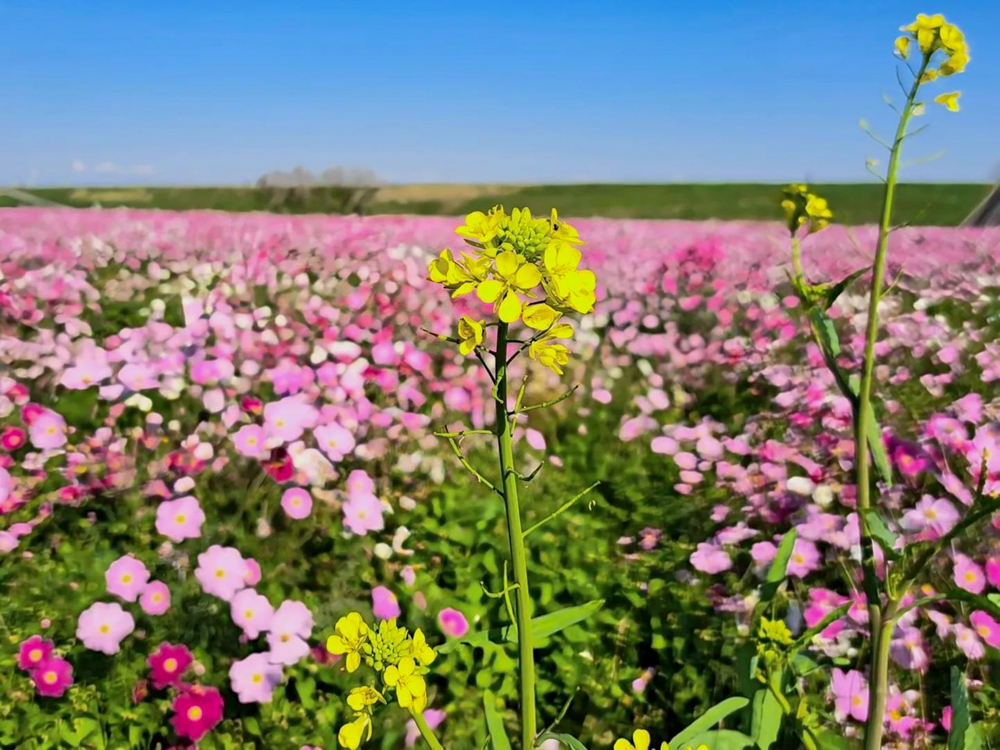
[{"left": 1, "top": 0, "right": 997, "bottom": 185}]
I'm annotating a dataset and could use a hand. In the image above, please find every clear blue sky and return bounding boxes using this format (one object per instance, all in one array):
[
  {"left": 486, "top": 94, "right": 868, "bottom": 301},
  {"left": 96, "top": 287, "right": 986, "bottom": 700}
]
[{"left": 1, "top": 0, "right": 997, "bottom": 185}]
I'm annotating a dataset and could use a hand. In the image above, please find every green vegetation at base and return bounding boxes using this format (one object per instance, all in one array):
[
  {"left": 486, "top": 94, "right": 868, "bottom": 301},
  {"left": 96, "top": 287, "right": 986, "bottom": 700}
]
[{"left": 2, "top": 182, "right": 992, "bottom": 225}]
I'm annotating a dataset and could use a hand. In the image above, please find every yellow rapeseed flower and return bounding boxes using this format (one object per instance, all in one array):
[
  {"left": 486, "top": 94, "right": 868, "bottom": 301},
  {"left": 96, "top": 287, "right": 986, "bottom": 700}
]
[
  {"left": 411, "top": 628, "right": 437, "bottom": 666},
  {"left": 476, "top": 251, "right": 541, "bottom": 323},
  {"left": 549, "top": 208, "right": 585, "bottom": 246},
  {"left": 529, "top": 323, "right": 574, "bottom": 374},
  {"left": 804, "top": 194, "right": 833, "bottom": 233},
  {"left": 934, "top": 91, "right": 961, "bottom": 111},
  {"left": 894, "top": 35, "right": 910, "bottom": 59},
  {"left": 327, "top": 612, "right": 369, "bottom": 673},
  {"left": 456, "top": 316, "right": 484, "bottom": 355},
  {"left": 455, "top": 210, "right": 502, "bottom": 246},
  {"left": 614, "top": 729, "right": 669, "bottom": 750},
  {"left": 522, "top": 303, "right": 562, "bottom": 331},
  {"left": 939, "top": 49, "right": 969, "bottom": 76},
  {"left": 346, "top": 685, "right": 386, "bottom": 712},
  {"left": 338, "top": 712, "right": 373, "bottom": 749},
  {"left": 383, "top": 656, "right": 427, "bottom": 710},
  {"left": 427, "top": 249, "right": 490, "bottom": 298}
]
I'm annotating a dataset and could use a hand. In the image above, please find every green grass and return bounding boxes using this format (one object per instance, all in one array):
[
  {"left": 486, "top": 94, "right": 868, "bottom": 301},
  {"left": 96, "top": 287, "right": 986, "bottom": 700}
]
[{"left": 2, "top": 182, "right": 993, "bottom": 225}]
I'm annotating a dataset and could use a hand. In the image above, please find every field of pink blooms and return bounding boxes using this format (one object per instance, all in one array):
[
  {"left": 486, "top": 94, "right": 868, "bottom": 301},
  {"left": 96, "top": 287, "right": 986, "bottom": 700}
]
[{"left": 3, "top": 206, "right": 1000, "bottom": 748}]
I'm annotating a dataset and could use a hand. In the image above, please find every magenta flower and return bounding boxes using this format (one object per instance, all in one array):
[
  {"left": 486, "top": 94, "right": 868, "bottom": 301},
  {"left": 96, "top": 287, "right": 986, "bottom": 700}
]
[
  {"left": 372, "top": 585, "right": 401, "bottom": 620},
  {"left": 156, "top": 495, "right": 206, "bottom": 542},
  {"left": 140, "top": 581, "right": 171, "bottom": 616},
  {"left": 986, "top": 557, "right": 1000, "bottom": 588},
  {"left": 971, "top": 610, "right": 1000, "bottom": 648},
  {"left": 0, "top": 426, "right": 26, "bottom": 452},
  {"left": 171, "top": 685, "right": 224, "bottom": 742},
  {"left": 690, "top": 542, "right": 732, "bottom": 574},
  {"left": 31, "top": 656, "right": 74, "bottom": 698},
  {"left": 343, "top": 492, "right": 385, "bottom": 535},
  {"left": 148, "top": 642, "right": 193, "bottom": 689},
  {"left": 281, "top": 487, "right": 313, "bottom": 520},
  {"left": 29, "top": 409, "right": 67, "bottom": 450},
  {"left": 830, "top": 668, "right": 869, "bottom": 722},
  {"left": 231, "top": 588, "right": 275, "bottom": 639},
  {"left": 232, "top": 424, "right": 266, "bottom": 458},
  {"left": 313, "top": 422, "right": 356, "bottom": 462},
  {"left": 954, "top": 554, "right": 986, "bottom": 594},
  {"left": 405, "top": 709, "right": 446, "bottom": 748},
  {"left": 438, "top": 608, "right": 469, "bottom": 638},
  {"left": 18, "top": 635, "right": 54, "bottom": 670},
  {"left": 229, "top": 652, "right": 283, "bottom": 704},
  {"left": 76, "top": 601, "right": 135, "bottom": 654},
  {"left": 195, "top": 545, "right": 249, "bottom": 601},
  {"left": 105, "top": 555, "right": 151, "bottom": 603}
]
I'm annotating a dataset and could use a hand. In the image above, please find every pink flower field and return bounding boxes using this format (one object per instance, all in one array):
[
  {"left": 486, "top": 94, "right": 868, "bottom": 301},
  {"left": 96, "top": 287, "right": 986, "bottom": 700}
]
[{"left": 3, "top": 206, "right": 1000, "bottom": 747}]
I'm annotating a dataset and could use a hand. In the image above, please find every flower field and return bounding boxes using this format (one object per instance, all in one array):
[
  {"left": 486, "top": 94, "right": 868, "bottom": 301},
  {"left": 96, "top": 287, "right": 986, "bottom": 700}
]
[{"left": 3, "top": 202, "right": 1000, "bottom": 749}]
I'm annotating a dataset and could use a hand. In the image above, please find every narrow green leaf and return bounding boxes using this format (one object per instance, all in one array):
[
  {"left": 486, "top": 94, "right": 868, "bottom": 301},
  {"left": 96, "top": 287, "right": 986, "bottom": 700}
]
[
  {"left": 810, "top": 308, "right": 841, "bottom": 357},
  {"left": 677, "top": 730, "right": 754, "bottom": 750},
  {"left": 484, "top": 690, "right": 513, "bottom": 750},
  {"left": 537, "top": 732, "right": 588, "bottom": 750},
  {"left": 759, "top": 530, "right": 797, "bottom": 606},
  {"left": 750, "top": 688, "right": 783, "bottom": 750},
  {"left": 439, "top": 599, "right": 604, "bottom": 653},
  {"left": 949, "top": 666, "right": 971, "bottom": 750},
  {"left": 864, "top": 510, "right": 901, "bottom": 560},
  {"left": 824, "top": 266, "right": 868, "bottom": 309},
  {"left": 792, "top": 602, "right": 851, "bottom": 649},
  {"left": 668, "top": 697, "right": 750, "bottom": 748},
  {"left": 814, "top": 730, "right": 850, "bottom": 750},
  {"left": 866, "top": 410, "right": 894, "bottom": 487}
]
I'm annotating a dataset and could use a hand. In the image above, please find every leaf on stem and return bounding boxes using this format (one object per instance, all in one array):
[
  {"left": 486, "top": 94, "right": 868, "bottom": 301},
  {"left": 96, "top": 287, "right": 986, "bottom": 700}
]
[
  {"left": 438, "top": 599, "right": 605, "bottom": 653},
  {"left": 759, "top": 529, "right": 797, "bottom": 607},
  {"left": 483, "top": 691, "right": 513, "bottom": 750},
  {"left": 667, "top": 698, "right": 751, "bottom": 748},
  {"left": 863, "top": 509, "right": 901, "bottom": 561},
  {"left": 536, "top": 733, "right": 588, "bottom": 750},
  {"left": 949, "top": 666, "right": 971, "bottom": 750}
]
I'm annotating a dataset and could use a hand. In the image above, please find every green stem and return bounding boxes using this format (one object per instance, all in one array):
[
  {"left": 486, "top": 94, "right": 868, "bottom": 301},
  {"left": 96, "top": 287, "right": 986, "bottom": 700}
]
[
  {"left": 410, "top": 708, "right": 446, "bottom": 750},
  {"left": 495, "top": 321, "right": 537, "bottom": 748},
  {"left": 858, "top": 56, "right": 927, "bottom": 750}
]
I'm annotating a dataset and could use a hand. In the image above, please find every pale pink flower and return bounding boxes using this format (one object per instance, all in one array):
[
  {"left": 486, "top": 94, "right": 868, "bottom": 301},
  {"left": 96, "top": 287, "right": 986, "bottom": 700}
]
[
  {"left": 231, "top": 589, "right": 275, "bottom": 639},
  {"left": 281, "top": 487, "right": 313, "bottom": 520},
  {"left": 140, "top": 581, "right": 171, "bottom": 616},
  {"left": 954, "top": 554, "right": 986, "bottom": 594},
  {"left": 690, "top": 543, "right": 732, "bottom": 574},
  {"left": 105, "top": 555, "right": 151, "bottom": 603},
  {"left": 830, "top": 668, "right": 869, "bottom": 722},
  {"left": 970, "top": 611, "right": 1000, "bottom": 648},
  {"left": 195, "top": 545, "right": 250, "bottom": 601},
  {"left": 372, "top": 586, "right": 401, "bottom": 620},
  {"left": 230, "top": 653, "right": 282, "bottom": 703},
  {"left": 955, "top": 623, "right": 986, "bottom": 659},
  {"left": 343, "top": 492, "right": 384, "bottom": 535},
  {"left": 155, "top": 495, "right": 205, "bottom": 542},
  {"left": 263, "top": 396, "right": 318, "bottom": 443},
  {"left": 76, "top": 602, "right": 135, "bottom": 654},
  {"left": 232, "top": 424, "right": 266, "bottom": 458},
  {"left": 29, "top": 410, "right": 67, "bottom": 450},
  {"left": 313, "top": 422, "right": 356, "bottom": 462}
]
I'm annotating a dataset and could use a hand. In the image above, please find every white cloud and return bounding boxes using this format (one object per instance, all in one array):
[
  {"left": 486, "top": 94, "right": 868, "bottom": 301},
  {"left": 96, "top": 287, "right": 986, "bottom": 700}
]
[{"left": 73, "top": 161, "right": 155, "bottom": 176}]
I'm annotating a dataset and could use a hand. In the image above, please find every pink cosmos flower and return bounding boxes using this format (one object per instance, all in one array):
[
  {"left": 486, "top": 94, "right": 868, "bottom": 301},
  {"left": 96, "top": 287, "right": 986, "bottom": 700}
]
[
  {"left": 171, "top": 685, "right": 224, "bottom": 742},
  {"left": 155, "top": 495, "right": 205, "bottom": 542},
  {"left": 345, "top": 469, "right": 375, "bottom": 496},
  {"left": 231, "top": 588, "right": 275, "bottom": 639},
  {"left": 438, "top": 608, "right": 469, "bottom": 638},
  {"left": 955, "top": 623, "right": 986, "bottom": 659},
  {"left": 230, "top": 652, "right": 283, "bottom": 704},
  {"left": 954, "top": 554, "right": 986, "bottom": 594},
  {"left": 29, "top": 409, "right": 67, "bottom": 450},
  {"left": 263, "top": 396, "right": 318, "bottom": 443},
  {"left": 831, "top": 668, "right": 869, "bottom": 722},
  {"left": 690, "top": 543, "right": 732, "bottom": 574},
  {"left": 266, "top": 600, "right": 314, "bottom": 665},
  {"left": 105, "top": 555, "right": 151, "bottom": 602},
  {"left": 281, "top": 487, "right": 313, "bottom": 520},
  {"left": 61, "top": 352, "right": 112, "bottom": 390},
  {"left": 245, "top": 558, "right": 262, "bottom": 586},
  {"left": 148, "top": 642, "right": 193, "bottom": 689},
  {"left": 140, "top": 581, "right": 171, "bottom": 616},
  {"left": 343, "top": 492, "right": 384, "bottom": 535},
  {"left": 18, "top": 635, "right": 54, "bottom": 670},
  {"left": 31, "top": 656, "right": 74, "bottom": 698},
  {"left": 890, "top": 627, "right": 929, "bottom": 671},
  {"left": 232, "top": 424, "right": 266, "bottom": 458},
  {"left": 886, "top": 689, "right": 920, "bottom": 739},
  {"left": 970, "top": 611, "right": 1000, "bottom": 648},
  {"left": 372, "top": 586, "right": 401, "bottom": 620},
  {"left": 986, "top": 557, "right": 1000, "bottom": 589},
  {"left": 787, "top": 538, "right": 821, "bottom": 578},
  {"left": 76, "top": 601, "right": 135, "bottom": 654},
  {"left": 195, "top": 545, "right": 250, "bottom": 601},
  {"left": 313, "top": 422, "right": 356, "bottom": 462},
  {"left": 901, "top": 496, "right": 959, "bottom": 539}
]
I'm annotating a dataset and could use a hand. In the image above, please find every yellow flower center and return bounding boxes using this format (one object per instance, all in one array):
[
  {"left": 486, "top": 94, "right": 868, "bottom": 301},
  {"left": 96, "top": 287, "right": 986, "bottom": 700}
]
[
  {"left": 245, "top": 609, "right": 254, "bottom": 619},
  {"left": 978, "top": 626, "right": 991, "bottom": 638},
  {"left": 965, "top": 571, "right": 977, "bottom": 582},
  {"left": 215, "top": 569, "right": 226, "bottom": 578},
  {"left": 176, "top": 514, "right": 187, "bottom": 524},
  {"left": 164, "top": 658, "right": 178, "bottom": 672},
  {"left": 187, "top": 706, "right": 203, "bottom": 721},
  {"left": 121, "top": 574, "right": 132, "bottom": 584},
  {"left": 99, "top": 624, "right": 110, "bottom": 634},
  {"left": 851, "top": 696, "right": 862, "bottom": 706},
  {"left": 43, "top": 671, "right": 58, "bottom": 684},
  {"left": 28, "top": 648, "right": 42, "bottom": 662},
  {"left": 252, "top": 673, "right": 262, "bottom": 683}
]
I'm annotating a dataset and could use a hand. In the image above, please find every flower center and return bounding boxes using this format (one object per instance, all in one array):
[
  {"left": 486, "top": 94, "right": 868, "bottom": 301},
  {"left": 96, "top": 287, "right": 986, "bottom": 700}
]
[
  {"left": 252, "top": 673, "right": 262, "bottom": 683},
  {"left": 164, "top": 658, "right": 178, "bottom": 672},
  {"left": 43, "top": 671, "right": 58, "bottom": 684},
  {"left": 121, "top": 574, "right": 132, "bottom": 584},
  {"left": 176, "top": 514, "right": 187, "bottom": 524},
  {"left": 28, "top": 648, "right": 42, "bottom": 662},
  {"left": 215, "top": 569, "right": 226, "bottom": 578},
  {"left": 978, "top": 626, "right": 991, "bottom": 638},
  {"left": 245, "top": 609, "right": 254, "bottom": 619},
  {"left": 851, "top": 696, "right": 862, "bottom": 706},
  {"left": 152, "top": 594, "right": 162, "bottom": 603},
  {"left": 99, "top": 624, "right": 110, "bottom": 634},
  {"left": 281, "top": 633, "right": 290, "bottom": 643},
  {"left": 187, "top": 706, "right": 203, "bottom": 721},
  {"left": 965, "top": 571, "right": 977, "bottom": 582}
]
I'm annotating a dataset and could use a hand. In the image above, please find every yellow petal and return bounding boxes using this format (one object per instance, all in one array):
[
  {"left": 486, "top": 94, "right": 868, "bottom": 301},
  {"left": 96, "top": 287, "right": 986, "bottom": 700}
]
[
  {"left": 326, "top": 635, "right": 346, "bottom": 654},
  {"left": 522, "top": 304, "right": 560, "bottom": 330},
  {"left": 477, "top": 279, "right": 505, "bottom": 304},
  {"left": 347, "top": 652, "right": 360, "bottom": 672},
  {"left": 514, "top": 263, "right": 541, "bottom": 290},
  {"left": 634, "top": 730, "right": 651, "bottom": 750},
  {"left": 614, "top": 741, "right": 635, "bottom": 750},
  {"left": 495, "top": 251, "right": 520, "bottom": 279},
  {"left": 498, "top": 291, "right": 522, "bottom": 323}
]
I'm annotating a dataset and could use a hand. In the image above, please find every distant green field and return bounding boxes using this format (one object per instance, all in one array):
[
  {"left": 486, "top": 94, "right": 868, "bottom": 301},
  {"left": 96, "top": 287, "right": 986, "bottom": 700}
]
[{"left": 1, "top": 183, "right": 992, "bottom": 226}]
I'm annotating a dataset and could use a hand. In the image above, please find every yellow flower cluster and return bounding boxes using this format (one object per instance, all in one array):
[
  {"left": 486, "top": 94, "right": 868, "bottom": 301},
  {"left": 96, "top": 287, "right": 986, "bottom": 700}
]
[
  {"left": 326, "top": 613, "right": 437, "bottom": 749},
  {"left": 895, "top": 14, "right": 968, "bottom": 111},
  {"left": 780, "top": 184, "right": 832, "bottom": 236},
  {"left": 428, "top": 206, "right": 595, "bottom": 374},
  {"left": 614, "top": 729, "right": 708, "bottom": 750}
]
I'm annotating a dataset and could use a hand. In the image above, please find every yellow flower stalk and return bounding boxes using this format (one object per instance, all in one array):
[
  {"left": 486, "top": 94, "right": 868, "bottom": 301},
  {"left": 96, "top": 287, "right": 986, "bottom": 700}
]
[
  {"left": 327, "top": 612, "right": 369, "bottom": 673},
  {"left": 456, "top": 316, "right": 485, "bottom": 355},
  {"left": 476, "top": 250, "right": 542, "bottom": 323}
]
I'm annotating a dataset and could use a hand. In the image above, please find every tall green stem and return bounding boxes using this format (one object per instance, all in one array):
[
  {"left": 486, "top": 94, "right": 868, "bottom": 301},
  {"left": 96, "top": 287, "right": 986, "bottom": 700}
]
[
  {"left": 858, "top": 57, "right": 927, "bottom": 750},
  {"left": 495, "top": 321, "right": 537, "bottom": 748},
  {"left": 410, "top": 708, "right": 446, "bottom": 750}
]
